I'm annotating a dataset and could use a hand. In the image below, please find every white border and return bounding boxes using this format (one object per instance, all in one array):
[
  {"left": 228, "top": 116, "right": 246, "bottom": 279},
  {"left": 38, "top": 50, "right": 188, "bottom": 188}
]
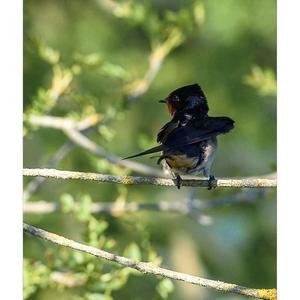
[
  {"left": 278, "top": 0, "right": 300, "bottom": 298},
  {"left": 0, "top": 0, "right": 23, "bottom": 298}
]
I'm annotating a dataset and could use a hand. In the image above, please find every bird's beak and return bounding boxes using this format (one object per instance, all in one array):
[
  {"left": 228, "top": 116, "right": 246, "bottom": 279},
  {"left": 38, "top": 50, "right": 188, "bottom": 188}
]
[{"left": 158, "top": 100, "right": 166, "bottom": 103}]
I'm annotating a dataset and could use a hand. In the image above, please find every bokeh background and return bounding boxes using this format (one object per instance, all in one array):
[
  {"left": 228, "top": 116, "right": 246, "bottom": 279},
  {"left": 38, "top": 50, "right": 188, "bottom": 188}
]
[{"left": 24, "top": 0, "right": 276, "bottom": 299}]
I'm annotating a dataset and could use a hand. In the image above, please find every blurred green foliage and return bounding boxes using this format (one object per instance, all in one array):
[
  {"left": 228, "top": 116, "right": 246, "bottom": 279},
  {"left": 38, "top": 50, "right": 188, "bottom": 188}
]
[{"left": 24, "top": 0, "right": 276, "bottom": 299}]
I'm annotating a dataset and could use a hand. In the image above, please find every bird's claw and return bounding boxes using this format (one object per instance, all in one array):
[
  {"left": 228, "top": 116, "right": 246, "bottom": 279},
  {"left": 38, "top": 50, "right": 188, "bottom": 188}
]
[
  {"left": 175, "top": 174, "right": 182, "bottom": 189},
  {"left": 208, "top": 175, "right": 216, "bottom": 190}
]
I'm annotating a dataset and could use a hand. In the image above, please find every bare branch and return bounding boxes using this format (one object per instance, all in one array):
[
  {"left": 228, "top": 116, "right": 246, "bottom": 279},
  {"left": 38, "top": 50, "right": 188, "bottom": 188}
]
[
  {"left": 23, "top": 142, "right": 75, "bottom": 201},
  {"left": 23, "top": 189, "right": 266, "bottom": 226},
  {"left": 23, "top": 168, "right": 277, "bottom": 188},
  {"left": 95, "top": 0, "right": 177, "bottom": 101},
  {"left": 23, "top": 199, "right": 213, "bottom": 225},
  {"left": 95, "top": 0, "right": 118, "bottom": 14},
  {"left": 24, "top": 189, "right": 264, "bottom": 216},
  {"left": 50, "top": 271, "right": 87, "bottom": 288},
  {"left": 24, "top": 115, "right": 105, "bottom": 201},
  {"left": 23, "top": 200, "right": 199, "bottom": 214},
  {"left": 27, "top": 115, "right": 278, "bottom": 180},
  {"left": 28, "top": 114, "right": 103, "bottom": 131},
  {"left": 28, "top": 115, "right": 165, "bottom": 177},
  {"left": 63, "top": 127, "right": 165, "bottom": 177},
  {"left": 23, "top": 223, "right": 276, "bottom": 300},
  {"left": 124, "top": 32, "right": 183, "bottom": 100}
]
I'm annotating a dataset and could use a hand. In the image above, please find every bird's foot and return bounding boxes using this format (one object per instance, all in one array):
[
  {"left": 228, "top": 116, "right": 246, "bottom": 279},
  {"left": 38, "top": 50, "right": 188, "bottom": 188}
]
[
  {"left": 207, "top": 175, "right": 216, "bottom": 190},
  {"left": 175, "top": 174, "right": 182, "bottom": 189}
]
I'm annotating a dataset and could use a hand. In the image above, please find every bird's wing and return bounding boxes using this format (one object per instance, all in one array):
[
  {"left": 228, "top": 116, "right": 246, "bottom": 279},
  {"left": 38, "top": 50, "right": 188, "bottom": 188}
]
[
  {"left": 163, "top": 116, "right": 235, "bottom": 148},
  {"left": 157, "top": 109, "right": 194, "bottom": 143},
  {"left": 123, "top": 116, "right": 234, "bottom": 160},
  {"left": 124, "top": 118, "right": 181, "bottom": 160},
  {"left": 156, "top": 119, "right": 180, "bottom": 143}
]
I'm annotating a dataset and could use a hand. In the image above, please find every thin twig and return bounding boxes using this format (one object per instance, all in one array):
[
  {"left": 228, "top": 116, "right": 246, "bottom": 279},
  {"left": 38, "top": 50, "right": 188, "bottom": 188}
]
[
  {"left": 25, "top": 13, "right": 168, "bottom": 195},
  {"left": 24, "top": 115, "right": 105, "bottom": 201},
  {"left": 28, "top": 114, "right": 103, "bottom": 131},
  {"left": 23, "top": 168, "right": 277, "bottom": 188},
  {"left": 23, "top": 199, "right": 212, "bottom": 225},
  {"left": 23, "top": 189, "right": 265, "bottom": 215},
  {"left": 28, "top": 116, "right": 164, "bottom": 177},
  {"left": 95, "top": 0, "right": 173, "bottom": 101},
  {"left": 23, "top": 223, "right": 276, "bottom": 300},
  {"left": 23, "top": 189, "right": 265, "bottom": 229},
  {"left": 26, "top": 116, "right": 278, "bottom": 180},
  {"left": 123, "top": 29, "right": 184, "bottom": 101},
  {"left": 64, "top": 127, "right": 165, "bottom": 177},
  {"left": 50, "top": 271, "right": 87, "bottom": 288},
  {"left": 23, "top": 142, "right": 75, "bottom": 201},
  {"left": 23, "top": 200, "right": 203, "bottom": 215},
  {"left": 95, "top": 0, "right": 118, "bottom": 14}
]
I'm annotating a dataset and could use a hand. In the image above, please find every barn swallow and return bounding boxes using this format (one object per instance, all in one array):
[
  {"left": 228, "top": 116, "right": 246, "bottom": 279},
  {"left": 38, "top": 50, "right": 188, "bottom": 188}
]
[{"left": 124, "top": 84, "right": 235, "bottom": 189}]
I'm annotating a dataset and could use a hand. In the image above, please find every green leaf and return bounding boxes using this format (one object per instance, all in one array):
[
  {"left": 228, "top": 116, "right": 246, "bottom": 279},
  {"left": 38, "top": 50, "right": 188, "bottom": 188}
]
[
  {"left": 148, "top": 249, "right": 162, "bottom": 266},
  {"left": 38, "top": 44, "right": 60, "bottom": 64},
  {"left": 156, "top": 278, "right": 174, "bottom": 299},
  {"left": 71, "top": 251, "right": 86, "bottom": 265},
  {"left": 193, "top": 1, "right": 205, "bottom": 26},
  {"left": 104, "top": 269, "right": 131, "bottom": 292},
  {"left": 100, "top": 62, "right": 129, "bottom": 79},
  {"left": 74, "top": 52, "right": 103, "bottom": 67},
  {"left": 105, "top": 239, "right": 116, "bottom": 249},
  {"left": 123, "top": 243, "right": 142, "bottom": 262},
  {"left": 60, "top": 193, "right": 75, "bottom": 213},
  {"left": 98, "top": 125, "right": 116, "bottom": 142},
  {"left": 244, "top": 65, "right": 277, "bottom": 96},
  {"left": 23, "top": 260, "right": 50, "bottom": 299},
  {"left": 86, "top": 293, "right": 113, "bottom": 300},
  {"left": 76, "top": 194, "right": 92, "bottom": 221},
  {"left": 89, "top": 217, "right": 108, "bottom": 235}
]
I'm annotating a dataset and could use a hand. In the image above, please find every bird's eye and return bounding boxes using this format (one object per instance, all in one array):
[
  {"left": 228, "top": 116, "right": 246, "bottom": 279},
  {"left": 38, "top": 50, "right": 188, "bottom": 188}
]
[{"left": 172, "top": 95, "right": 180, "bottom": 103}]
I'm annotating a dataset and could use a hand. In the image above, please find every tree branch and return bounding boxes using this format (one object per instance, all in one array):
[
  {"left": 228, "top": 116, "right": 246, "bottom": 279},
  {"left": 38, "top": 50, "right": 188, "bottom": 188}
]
[
  {"left": 25, "top": 24, "right": 168, "bottom": 192},
  {"left": 23, "top": 199, "right": 208, "bottom": 214},
  {"left": 24, "top": 114, "right": 107, "bottom": 201},
  {"left": 23, "top": 199, "right": 213, "bottom": 225},
  {"left": 23, "top": 142, "right": 75, "bottom": 201},
  {"left": 28, "top": 115, "right": 165, "bottom": 177},
  {"left": 23, "top": 190, "right": 264, "bottom": 216},
  {"left": 23, "top": 168, "right": 277, "bottom": 188},
  {"left": 23, "top": 223, "right": 276, "bottom": 300},
  {"left": 95, "top": 0, "right": 176, "bottom": 102},
  {"left": 23, "top": 189, "right": 265, "bottom": 226},
  {"left": 63, "top": 127, "right": 165, "bottom": 177}
]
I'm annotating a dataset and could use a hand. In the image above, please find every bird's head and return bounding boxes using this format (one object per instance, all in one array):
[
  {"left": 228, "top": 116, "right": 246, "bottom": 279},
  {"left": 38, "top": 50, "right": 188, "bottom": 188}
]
[{"left": 159, "top": 84, "right": 209, "bottom": 116}]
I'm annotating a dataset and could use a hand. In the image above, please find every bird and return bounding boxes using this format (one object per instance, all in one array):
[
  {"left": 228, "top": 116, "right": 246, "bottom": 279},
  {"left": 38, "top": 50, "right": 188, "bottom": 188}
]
[{"left": 123, "top": 84, "right": 235, "bottom": 189}]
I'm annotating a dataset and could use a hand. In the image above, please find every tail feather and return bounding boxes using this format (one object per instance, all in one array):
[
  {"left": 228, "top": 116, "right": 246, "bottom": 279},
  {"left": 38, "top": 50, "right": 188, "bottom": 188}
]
[{"left": 123, "top": 145, "right": 164, "bottom": 160}]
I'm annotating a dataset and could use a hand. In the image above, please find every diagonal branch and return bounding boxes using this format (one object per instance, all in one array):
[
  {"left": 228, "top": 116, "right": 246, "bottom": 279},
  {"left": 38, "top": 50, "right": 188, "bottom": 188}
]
[
  {"left": 28, "top": 115, "right": 164, "bottom": 177},
  {"left": 63, "top": 127, "right": 165, "bottom": 177},
  {"left": 23, "top": 142, "right": 75, "bottom": 201},
  {"left": 23, "top": 168, "right": 277, "bottom": 188},
  {"left": 95, "top": 0, "right": 181, "bottom": 102},
  {"left": 23, "top": 223, "right": 276, "bottom": 300},
  {"left": 24, "top": 115, "right": 105, "bottom": 201}
]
